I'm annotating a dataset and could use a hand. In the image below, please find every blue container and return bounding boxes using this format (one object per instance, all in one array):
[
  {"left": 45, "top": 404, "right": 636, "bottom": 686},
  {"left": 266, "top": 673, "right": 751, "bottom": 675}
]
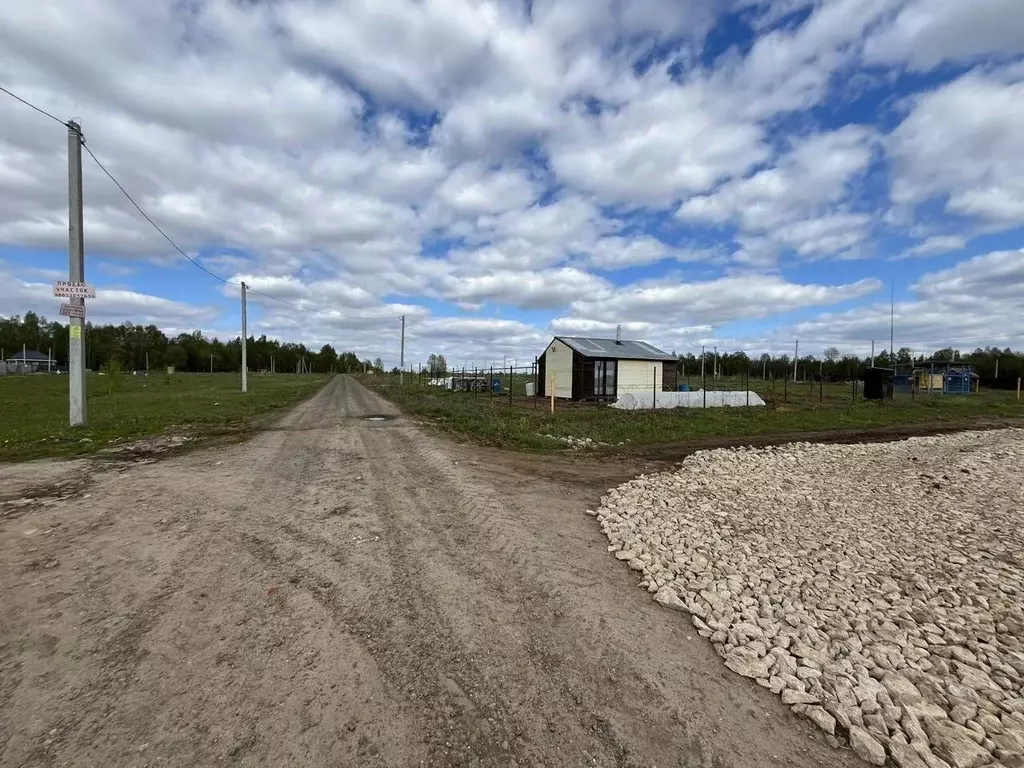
[
  {"left": 491, "top": 378, "right": 502, "bottom": 393},
  {"left": 678, "top": 384, "right": 690, "bottom": 392}
]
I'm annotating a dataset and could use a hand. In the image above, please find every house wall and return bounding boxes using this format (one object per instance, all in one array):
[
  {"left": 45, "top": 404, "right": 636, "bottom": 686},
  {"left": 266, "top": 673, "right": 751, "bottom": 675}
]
[
  {"left": 544, "top": 339, "right": 574, "bottom": 399},
  {"left": 616, "top": 359, "right": 662, "bottom": 399}
]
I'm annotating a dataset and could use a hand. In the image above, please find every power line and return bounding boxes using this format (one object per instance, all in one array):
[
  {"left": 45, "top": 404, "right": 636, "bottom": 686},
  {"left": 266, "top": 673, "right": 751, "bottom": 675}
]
[
  {"left": 82, "top": 141, "right": 233, "bottom": 285},
  {"left": 2, "top": 84, "right": 402, "bottom": 326},
  {"left": 0, "top": 85, "right": 67, "bottom": 127},
  {"left": 83, "top": 141, "right": 400, "bottom": 324}
]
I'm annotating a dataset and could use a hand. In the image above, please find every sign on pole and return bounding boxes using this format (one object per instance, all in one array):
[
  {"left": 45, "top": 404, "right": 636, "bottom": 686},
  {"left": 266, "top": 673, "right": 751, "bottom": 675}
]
[
  {"left": 53, "top": 280, "right": 96, "bottom": 298},
  {"left": 59, "top": 303, "right": 86, "bottom": 319}
]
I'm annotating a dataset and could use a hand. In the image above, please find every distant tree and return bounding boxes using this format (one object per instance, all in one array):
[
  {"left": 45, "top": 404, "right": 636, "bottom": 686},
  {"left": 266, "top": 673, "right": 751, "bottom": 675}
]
[
  {"left": 896, "top": 347, "right": 914, "bottom": 364},
  {"left": 373, "top": 357, "right": 384, "bottom": 372},
  {"left": 165, "top": 344, "right": 187, "bottom": 370},
  {"left": 316, "top": 344, "right": 338, "bottom": 373},
  {"left": 824, "top": 347, "right": 840, "bottom": 362},
  {"left": 427, "top": 353, "right": 448, "bottom": 376}
]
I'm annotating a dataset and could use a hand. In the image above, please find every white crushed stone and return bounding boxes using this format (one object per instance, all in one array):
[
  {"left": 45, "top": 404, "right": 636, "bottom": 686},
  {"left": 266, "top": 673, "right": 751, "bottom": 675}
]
[{"left": 593, "top": 428, "right": 1024, "bottom": 766}]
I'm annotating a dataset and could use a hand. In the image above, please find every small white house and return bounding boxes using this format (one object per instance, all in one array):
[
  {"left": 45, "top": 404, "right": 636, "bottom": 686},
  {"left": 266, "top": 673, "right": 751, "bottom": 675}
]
[
  {"left": 4, "top": 349, "right": 53, "bottom": 373},
  {"left": 537, "top": 336, "right": 679, "bottom": 402}
]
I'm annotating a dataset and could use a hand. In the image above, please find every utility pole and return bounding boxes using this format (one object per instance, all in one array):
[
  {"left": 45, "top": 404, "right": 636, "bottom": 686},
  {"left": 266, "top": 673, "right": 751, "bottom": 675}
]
[
  {"left": 240, "top": 281, "right": 248, "bottom": 393},
  {"left": 67, "top": 121, "right": 86, "bottom": 426},
  {"left": 210, "top": 353, "right": 213, "bottom": 373},
  {"left": 889, "top": 284, "right": 895, "bottom": 365},
  {"left": 714, "top": 345, "right": 718, "bottom": 379},
  {"left": 793, "top": 340, "right": 799, "bottom": 381},
  {"left": 871, "top": 340, "right": 875, "bottom": 367},
  {"left": 146, "top": 350, "right": 149, "bottom": 374},
  {"left": 995, "top": 357, "right": 1000, "bottom": 379},
  {"left": 399, "top": 314, "right": 406, "bottom": 387},
  {"left": 700, "top": 345, "right": 705, "bottom": 381}
]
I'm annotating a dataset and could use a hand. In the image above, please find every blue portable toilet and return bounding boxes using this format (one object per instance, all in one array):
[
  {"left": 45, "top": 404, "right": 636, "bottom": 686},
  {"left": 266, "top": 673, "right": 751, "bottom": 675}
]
[
  {"left": 491, "top": 378, "right": 502, "bottom": 393},
  {"left": 678, "top": 384, "right": 690, "bottom": 392}
]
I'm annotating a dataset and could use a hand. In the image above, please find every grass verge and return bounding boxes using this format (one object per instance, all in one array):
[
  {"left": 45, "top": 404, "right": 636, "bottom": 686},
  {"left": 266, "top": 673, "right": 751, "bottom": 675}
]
[
  {"left": 364, "top": 374, "right": 1024, "bottom": 453},
  {"left": 0, "top": 372, "right": 332, "bottom": 462}
]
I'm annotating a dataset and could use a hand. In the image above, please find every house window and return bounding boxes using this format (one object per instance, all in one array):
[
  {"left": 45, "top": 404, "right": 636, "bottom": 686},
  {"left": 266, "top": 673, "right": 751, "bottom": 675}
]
[{"left": 594, "top": 360, "right": 617, "bottom": 398}]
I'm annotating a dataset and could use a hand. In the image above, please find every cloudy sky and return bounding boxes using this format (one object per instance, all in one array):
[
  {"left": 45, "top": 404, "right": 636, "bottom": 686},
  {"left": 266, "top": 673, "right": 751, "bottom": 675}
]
[{"left": 1, "top": 0, "right": 1023, "bottom": 367}]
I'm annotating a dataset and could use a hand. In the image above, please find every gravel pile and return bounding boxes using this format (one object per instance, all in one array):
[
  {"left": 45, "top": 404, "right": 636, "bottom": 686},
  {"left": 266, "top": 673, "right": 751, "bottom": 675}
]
[{"left": 594, "top": 429, "right": 1024, "bottom": 768}]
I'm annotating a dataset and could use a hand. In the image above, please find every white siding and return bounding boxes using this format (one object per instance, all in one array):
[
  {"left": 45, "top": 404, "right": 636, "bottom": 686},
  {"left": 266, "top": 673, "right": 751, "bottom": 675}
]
[
  {"left": 544, "top": 339, "right": 574, "bottom": 398},
  {"left": 616, "top": 359, "right": 661, "bottom": 400}
]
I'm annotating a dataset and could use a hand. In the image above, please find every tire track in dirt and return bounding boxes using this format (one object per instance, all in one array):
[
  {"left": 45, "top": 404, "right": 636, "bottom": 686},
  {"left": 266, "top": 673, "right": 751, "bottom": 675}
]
[{"left": 1, "top": 375, "right": 870, "bottom": 768}]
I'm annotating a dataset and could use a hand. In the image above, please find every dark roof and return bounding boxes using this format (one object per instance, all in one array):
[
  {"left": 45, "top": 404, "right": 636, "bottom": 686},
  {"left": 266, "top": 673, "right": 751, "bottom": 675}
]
[
  {"left": 7, "top": 349, "right": 49, "bottom": 362},
  {"left": 553, "top": 336, "right": 676, "bottom": 361}
]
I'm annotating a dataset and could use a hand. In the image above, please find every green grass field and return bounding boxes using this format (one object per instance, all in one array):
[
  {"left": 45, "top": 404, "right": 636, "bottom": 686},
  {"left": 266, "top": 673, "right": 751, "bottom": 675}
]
[
  {"left": 0, "top": 372, "right": 332, "bottom": 462},
  {"left": 366, "top": 374, "right": 1024, "bottom": 453}
]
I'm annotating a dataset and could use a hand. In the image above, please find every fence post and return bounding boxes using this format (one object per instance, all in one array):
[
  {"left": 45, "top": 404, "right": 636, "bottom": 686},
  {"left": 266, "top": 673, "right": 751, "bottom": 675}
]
[
  {"left": 653, "top": 366, "right": 657, "bottom": 410},
  {"left": 549, "top": 374, "right": 555, "bottom": 413},
  {"left": 510, "top": 364, "right": 513, "bottom": 407},
  {"left": 746, "top": 366, "right": 750, "bottom": 407}
]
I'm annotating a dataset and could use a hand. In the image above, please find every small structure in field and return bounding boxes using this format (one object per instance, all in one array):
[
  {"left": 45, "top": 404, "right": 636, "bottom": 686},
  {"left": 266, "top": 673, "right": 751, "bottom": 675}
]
[
  {"left": 912, "top": 361, "right": 978, "bottom": 394},
  {"left": 537, "top": 336, "right": 678, "bottom": 402},
  {"left": 864, "top": 367, "right": 895, "bottom": 400},
  {"left": 4, "top": 349, "right": 54, "bottom": 373}
]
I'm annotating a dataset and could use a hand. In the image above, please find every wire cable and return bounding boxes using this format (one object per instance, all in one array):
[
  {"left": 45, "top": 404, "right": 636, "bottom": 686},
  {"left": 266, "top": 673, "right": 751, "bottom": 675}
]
[
  {"left": 0, "top": 85, "right": 67, "bottom": 126},
  {"left": 83, "top": 142, "right": 402, "bottom": 324},
  {"left": 82, "top": 142, "right": 233, "bottom": 285}
]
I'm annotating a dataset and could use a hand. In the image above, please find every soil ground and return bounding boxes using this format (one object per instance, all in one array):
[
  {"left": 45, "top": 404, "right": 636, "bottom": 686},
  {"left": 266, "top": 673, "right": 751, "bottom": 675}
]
[{"left": 1, "top": 375, "right": 866, "bottom": 768}]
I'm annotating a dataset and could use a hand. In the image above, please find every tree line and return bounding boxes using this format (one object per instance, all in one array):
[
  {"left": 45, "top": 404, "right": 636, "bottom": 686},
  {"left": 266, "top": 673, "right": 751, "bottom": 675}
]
[
  {"left": 674, "top": 346, "right": 1023, "bottom": 388},
  {"left": 1, "top": 312, "right": 386, "bottom": 375}
]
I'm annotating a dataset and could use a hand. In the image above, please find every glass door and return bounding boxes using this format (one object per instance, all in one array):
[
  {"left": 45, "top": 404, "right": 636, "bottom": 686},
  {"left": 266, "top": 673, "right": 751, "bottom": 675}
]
[{"left": 593, "top": 360, "right": 617, "bottom": 399}]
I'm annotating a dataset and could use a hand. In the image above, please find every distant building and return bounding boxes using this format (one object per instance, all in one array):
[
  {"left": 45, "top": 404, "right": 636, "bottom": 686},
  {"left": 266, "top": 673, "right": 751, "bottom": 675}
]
[
  {"left": 537, "top": 336, "right": 679, "bottom": 402},
  {"left": 914, "top": 361, "right": 979, "bottom": 395},
  {"left": 4, "top": 349, "right": 53, "bottom": 373}
]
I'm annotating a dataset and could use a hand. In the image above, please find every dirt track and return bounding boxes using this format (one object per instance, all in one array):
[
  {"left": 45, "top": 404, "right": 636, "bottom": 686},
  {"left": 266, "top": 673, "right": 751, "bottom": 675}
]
[{"left": 0, "top": 376, "right": 866, "bottom": 767}]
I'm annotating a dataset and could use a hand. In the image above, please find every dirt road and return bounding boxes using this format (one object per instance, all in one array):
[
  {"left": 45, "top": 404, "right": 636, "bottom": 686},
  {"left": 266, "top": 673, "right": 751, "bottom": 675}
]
[{"left": 1, "top": 376, "right": 864, "bottom": 767}]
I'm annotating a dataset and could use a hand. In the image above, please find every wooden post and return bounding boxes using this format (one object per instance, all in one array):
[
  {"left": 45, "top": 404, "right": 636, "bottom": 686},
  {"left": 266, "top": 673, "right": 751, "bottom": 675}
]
[
  {"left": 652, "top": 366, "right": 657, "bottom": 410},
  {"left": 549, "top": 374, "right": 555, "bottom": 414},
  {"left": 509, "top": 364, "right": 513, "bottom": 407},
  {"left": 1018, "top": 377, "right": 1021, "bottom": 401}
]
